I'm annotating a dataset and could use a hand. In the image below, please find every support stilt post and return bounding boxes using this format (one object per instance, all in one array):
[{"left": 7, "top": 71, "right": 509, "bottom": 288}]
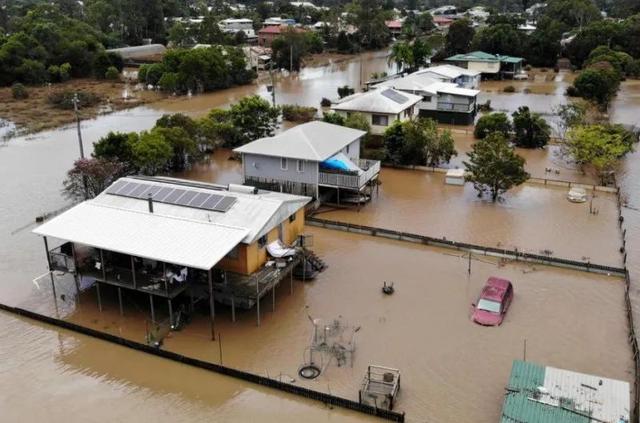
[
  {"left": 231, "top": 296, "right": 236, "bottom": 323},
  {"left": 117, "top": 287, "right": 123, "bottom": 316},
  {"left": 149, "top": 294, "right": 155, "bottom": 322},
  {"left": 256, "top": 276, "right": 260, "bottom": 326},
  {"left": 208, "top": 269, "right": 215, "bottom": 340},
  {"left": 131, "top": 256, "right": 136, "bottom": 289},
  {"left": 290, "top": 269, "right": 293, "bottom": 295},
  {"left": 96, "top": 283, "right": 103, "bottom": 312},
  {"left": 43, "top": 237, "right": 59, "bottom": 315},
  {"left": 71, "top": 243, "right": 81, "bottom": 303},
  {"left": 168, "top": 298, "right": 173, "bottom": 328}
]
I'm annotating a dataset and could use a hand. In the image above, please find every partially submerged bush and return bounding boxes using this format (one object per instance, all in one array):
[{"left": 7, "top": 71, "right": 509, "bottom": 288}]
[
  {"left": 105, "top": 66, "right": 120, "bottom": 80},
  {"left": 47, "top": 90, "right": 102, "bottom": 109},
  {"left": 503, "top": 85, "right": 516, "bottom": 93},
  {"left": 320, "top": 97, "right": 331, "bottom": 107},
  {"left": 281, "top": 104, "right": 317, "bottom": 122},
  {"left": 11, "top": 83, "right": 28, "bottom": 100}
]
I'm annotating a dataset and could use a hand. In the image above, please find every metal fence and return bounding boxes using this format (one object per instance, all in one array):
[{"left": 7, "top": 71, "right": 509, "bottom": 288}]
[{"left": 0, "top": 303, "right": 405, "bottom": 422}]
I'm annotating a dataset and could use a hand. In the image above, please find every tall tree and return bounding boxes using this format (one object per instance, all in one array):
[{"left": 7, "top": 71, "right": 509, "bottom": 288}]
[
  {"left": 464, "top": 133, "right": 529, "bottom": 202},
  {"left": 444, "top": 18, "right": 474, "bottom": 56},
  {"left": 512, "top": 106, "right": 551, "bottom": 148},
  {"left": 63, "top": 158, "right": 127, "bottom": 201}
]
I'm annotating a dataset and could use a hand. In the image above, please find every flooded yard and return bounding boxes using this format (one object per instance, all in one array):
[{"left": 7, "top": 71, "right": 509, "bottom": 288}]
[
  {"left": 20, "top": 226, "right": 633, "bottom": 423},
  {"left": 321, "top": 168, "right": 622, "bottom": 268}
]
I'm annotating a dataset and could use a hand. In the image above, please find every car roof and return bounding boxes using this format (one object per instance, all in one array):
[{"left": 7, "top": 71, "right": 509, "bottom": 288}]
[{"left": 481, "top": 277, "right": 512, "bottom": 301}]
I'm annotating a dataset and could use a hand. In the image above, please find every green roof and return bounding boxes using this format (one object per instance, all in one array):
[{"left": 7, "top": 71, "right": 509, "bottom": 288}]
[
  {"left": 501, "top": 361, "right": 589, "bottom": 423},
  {"left": 446, "top": 51, "right": 523, "bottom": 64}
]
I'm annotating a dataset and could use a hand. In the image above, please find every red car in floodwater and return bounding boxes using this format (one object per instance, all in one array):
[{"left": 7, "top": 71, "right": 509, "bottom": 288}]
[{"left": 472, "top": 277, "right": 513, "bottom": 326}]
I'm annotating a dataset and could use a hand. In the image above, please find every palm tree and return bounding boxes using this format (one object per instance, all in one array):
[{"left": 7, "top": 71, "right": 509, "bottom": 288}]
[{"left": 388, "top": 42, "right": 413, "bottom": 73}]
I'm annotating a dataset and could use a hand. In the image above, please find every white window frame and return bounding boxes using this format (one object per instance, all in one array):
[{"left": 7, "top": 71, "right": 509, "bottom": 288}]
[
  {"left": 296, "top": 159, "right": 304, "bottom": 173},
  {"left": 280, "top": 157, "right": 288, "bottom": 171}
]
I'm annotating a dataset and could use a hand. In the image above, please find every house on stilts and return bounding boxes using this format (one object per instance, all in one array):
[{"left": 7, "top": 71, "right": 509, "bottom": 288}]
[
  {"left": 33, "top": 176, "right": 324, "bottom": 339},
  {"left": 234, "top": 121, "right": 381, "bottom": 206}
]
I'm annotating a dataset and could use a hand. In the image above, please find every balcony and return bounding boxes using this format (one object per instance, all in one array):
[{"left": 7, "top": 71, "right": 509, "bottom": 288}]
[
  {"left": 319, "top": 159, "right": 380, "bottom": 190},
  {"left": 437, "top": 102, "right": 475, "bottom": 113}
]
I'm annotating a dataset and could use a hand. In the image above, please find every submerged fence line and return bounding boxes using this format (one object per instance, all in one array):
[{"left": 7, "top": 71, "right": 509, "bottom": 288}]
[
  {"left": 306, "top": 217, "right": 626, "bottom": 277},
  {"left": 0, "top": 303, "right": 405, "bottom": 422}
]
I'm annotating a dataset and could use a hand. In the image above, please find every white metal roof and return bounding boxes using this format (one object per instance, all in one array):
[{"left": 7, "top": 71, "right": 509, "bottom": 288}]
[
  {"left": 376, "top": 73, "right": 479, "bottom": 98},
  {"left": 417, "top": 64, "right": 480, "bottom": 80},
  {"left": 33, "top": 177, "right": 310, "bottom": 269},
  {"left": 234, "top": 121, "right": 365, "bottom": 162},
  {"left": 542, "top": 365, "right": 630, "bottom": 423},
  {"left": 332, "top": 88, "right": 421, "bottom": 114}
]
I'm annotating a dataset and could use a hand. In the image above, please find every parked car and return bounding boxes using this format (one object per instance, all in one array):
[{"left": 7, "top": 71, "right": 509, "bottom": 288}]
[
  {"left": 472, "top": 277, "right": 513, "bottom": 326},
  {"left": 567, "top": 187, "right": 587, "bottom": 203}
]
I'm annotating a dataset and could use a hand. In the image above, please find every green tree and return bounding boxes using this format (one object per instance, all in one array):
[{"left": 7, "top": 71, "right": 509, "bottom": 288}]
[
  {"left": 566, "top": 20, "right": 624, "bottom": 67},
  {"left": 388, "top": 41, "right": 413, "bottom": 72},
  {"left": 130, "top": 130, "right": 173, "bottom": 175},
  {"left": 464, "top": 133, "right": 529, "bottom": 202},
  {"left": 524, "top": 17, "right": 563, "bottom": 67},
  {"left": 471, "top": 23, "right": 525, "bottom": 57},
  {"left": 444, "top": 18, "right": 474, "bottom": 56},
  {"left": 566, "top": 124, "right": 635, "bottom": 182},
  {"left": 93, "top": 131, "right": 135, "bottom": 166},
  {"left": 512, "top": 106, "right": 550, "bottom": 148},
  {"left": 572, "top": 66, "right": 620, "bottom": 109},
  {"left": 543, "top": 0, "right": 602, "bottom": 28},
  {"left": 271, "top": 28, "right": 310, "bottom": 71},
  {"left": 153, "top": 126, "right": 198, "bottom": 171},
  {"left": 383, "top": 121, "right": 405, "bottom": 165},
  {"left": 474, "top": 113, "right": 512, "bottom": 139},
  {"left": 345, "top": 112, "right": 371, "bottom": 133}
]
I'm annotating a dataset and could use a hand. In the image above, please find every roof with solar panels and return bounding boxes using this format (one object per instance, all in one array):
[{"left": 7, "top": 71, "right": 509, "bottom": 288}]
[
  {"left": 331, "top": 88, "right": 421, "bottom": 114},
  {"left": 33, "top": 177, "right": 310, "bottom": 270}
]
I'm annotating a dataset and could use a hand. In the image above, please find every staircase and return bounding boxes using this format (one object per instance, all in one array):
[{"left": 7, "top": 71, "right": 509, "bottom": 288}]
[{"left": 305, "top": 250, "right": 327, "bottom": 272}]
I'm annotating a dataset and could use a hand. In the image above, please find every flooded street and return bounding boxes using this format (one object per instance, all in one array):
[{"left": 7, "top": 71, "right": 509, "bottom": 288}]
[{"left": 0, "top": 52, "right": 639, "bottom": 422}]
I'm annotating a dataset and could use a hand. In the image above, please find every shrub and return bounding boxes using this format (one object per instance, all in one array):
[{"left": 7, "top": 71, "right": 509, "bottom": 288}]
[
  {"left": 158, "top": 72, "right": 179, "bottom": 92},
  {"left": 105, "top": 66, "right": 120, "bottom": 80},
  {"left": 59, "top": 63, "right": 72, "bottom": 82},
  {"left": 362, "top": 148, "right": 386, "bottom": 161},
  {"left": 11, "top": 83, "right": 28, "bottom": 99},
  {"left": 138, "top": 64, "right": 150, "bottom": 83},
  {"left": 565, "top": 86, "right": 580, "bottom": 96},
  {"left": 524, "top": 64, "right": 532, "bottom": 71},
  {"left": 503, "top": 85, "right": 516, "bottom": 93},
  {"left": 474, "top": 113, "right": 512, "bottom": 139},
  {"left": 323, "top": 112, "right": 346, "bottom": 125},
  {"left": 47, "top": 90, "right": 102, "bottom": 109},
  {"left": 281, "top": 104, "right": 317, "bottom": 122},
  {"left": 48, "top": 65, "right": 61, "bottom": 82},
  {"left": 16, "top": 59, "right": 48, "bottom": 84},
  {"left": 337, "top": 85, "right": 355, "bottom": 98},
  {"left": 320, "top": 97, "right": 332, "bottom": 107}
]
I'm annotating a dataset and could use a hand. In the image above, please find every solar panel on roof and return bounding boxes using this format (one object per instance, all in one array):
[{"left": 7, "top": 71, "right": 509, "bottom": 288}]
[
  {"left": 153, "top": 187, "right": 174, "bottom": 201},
  {"left": 105, "top": 181, "right": 236, "bottom": 213},
  {"left": 213, "top": 196, "right": 236, "bottom": 212},
  {"left": 201, "top": 194, "right": 223, "bottom": 210},
  {"left": 106, "top": 180, "right": 127, "bottom": 194},
  {"left": 189, "top": 192, "right": 211, "bottom": 207},
  {"left": 164, "top": 188, "right": 187, "bottom": 203},
  {"left": 129, "top": 184, "right": 148, "bottom": 197},
  {"left": 176, "top": 190, "right": 197, "bottom": 206},
  {"left": 381, "top": 89, "right": 408, "bottom": 104}
]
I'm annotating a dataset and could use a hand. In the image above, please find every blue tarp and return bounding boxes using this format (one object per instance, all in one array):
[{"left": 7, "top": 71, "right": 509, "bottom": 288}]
[{"left": 320, "top": 153, "right": 362, "bottom": 173}]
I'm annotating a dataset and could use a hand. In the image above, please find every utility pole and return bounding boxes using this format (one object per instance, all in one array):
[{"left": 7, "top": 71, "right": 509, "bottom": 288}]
[
  {"left": 289, "top": 41, "right": 293, "bottom": 73},
  {"left": 268, "top": 58, "right": 276, "bottom": 107},
  {"left": 72, "top": 93, "right": 85, "bottom": 159},
  {"left": 72, "top": 93, "right": 89, "bottom": 200}
]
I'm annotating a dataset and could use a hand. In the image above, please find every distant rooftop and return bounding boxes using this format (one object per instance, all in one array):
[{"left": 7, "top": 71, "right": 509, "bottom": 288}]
[
  {"left": 501, "top": 360, "right": 630, "bottom": 423},
  {"left": 376, "top": 71, "right": 479, "bottom": 97},
  {"left": 446, "top": 51, "right": 524, "bottom": 64},
  {"left": 234, "top": 121, "right": 365, "bottom": 162},
  {"left": 332, "top": 88, "right": 421, "bottom": 115}
]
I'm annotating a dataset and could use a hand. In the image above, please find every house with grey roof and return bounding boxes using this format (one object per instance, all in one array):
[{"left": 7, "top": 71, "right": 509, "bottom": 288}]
[
  {"left": 446, "top": 51, "right": 524, "bottom": 78},
  {"left": 374, "top": 70, "right": 480, "bottom": 125},
  {"left": 416, "top": 64, "right": 481, "bottom": 89},
  {"left": 234, "top": 121, "right": 380, "bottom": 204},
  {"left": 330, "top": 88, "right": 421, "bottom": 135}
]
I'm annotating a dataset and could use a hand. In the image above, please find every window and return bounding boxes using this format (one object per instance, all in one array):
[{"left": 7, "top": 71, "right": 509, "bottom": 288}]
[
  {"left": 289, "top": 213, "right": 297, "bottom": 223},
  {"left": 422, "top": 95, "right": 432, "bottom": 102},
  {"left": 296, "top": 159, "right": 304, "bottom": 173},
  {"left": 280, "top": 157, "right": 288, "bottom": 170},
  {"left": 371, "top": 114, "right": 388, "bottom": 126},
  {"left": 258, "top": 235, "right": 268, "bottom": 248}
]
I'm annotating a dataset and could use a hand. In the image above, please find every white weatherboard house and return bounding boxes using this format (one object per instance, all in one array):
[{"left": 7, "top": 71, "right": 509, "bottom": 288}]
[
  {"left": 375, "top": 70, "right": 480, "bottom": 125},
  {"left": 234, "top": 121, "right": 380, "bottom": 202},
  {"left": 331, "top": 88, "right": 421, "bottom": 135},
  {"left": 416, "top": 64, "right": 481, "bottom": 89}
]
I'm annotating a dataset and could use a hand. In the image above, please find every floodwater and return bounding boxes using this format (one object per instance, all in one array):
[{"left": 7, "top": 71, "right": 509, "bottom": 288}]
[{"left": 0, "top": 52, "right": 638, "bottom": 422}]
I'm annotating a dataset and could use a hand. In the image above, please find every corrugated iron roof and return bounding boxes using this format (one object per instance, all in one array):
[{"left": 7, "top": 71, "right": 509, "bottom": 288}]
[
  {"left": 234, "top": 121, "right": 365, "bottom": 161},
  {"left": 332, "top": 88, "right": 421, "bottom": 114}
]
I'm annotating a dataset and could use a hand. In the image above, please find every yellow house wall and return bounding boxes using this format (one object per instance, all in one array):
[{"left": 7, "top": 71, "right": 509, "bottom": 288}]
[{"left": 217, "top": 209, "right": 307, "bottom": 275}]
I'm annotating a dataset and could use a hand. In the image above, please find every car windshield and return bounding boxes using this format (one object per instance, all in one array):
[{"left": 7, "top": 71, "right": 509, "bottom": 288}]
[{"left": 477, "top": 298, "right": 501, "bottom": 313}]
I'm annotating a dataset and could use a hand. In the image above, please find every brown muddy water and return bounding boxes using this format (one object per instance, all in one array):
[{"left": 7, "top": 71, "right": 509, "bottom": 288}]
[{"left": 0, "top": 53, "right": 638, "bottom": 422}]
